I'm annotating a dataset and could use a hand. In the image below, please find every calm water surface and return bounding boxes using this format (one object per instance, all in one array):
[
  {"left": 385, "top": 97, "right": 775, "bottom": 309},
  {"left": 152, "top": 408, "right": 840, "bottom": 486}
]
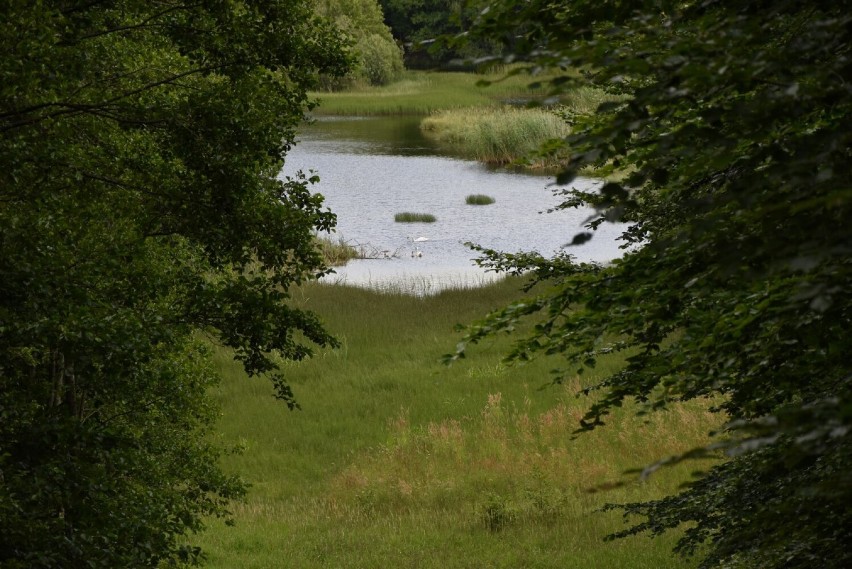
[{"left": 282, "top": 116, "right": 626, "bottom": 293}]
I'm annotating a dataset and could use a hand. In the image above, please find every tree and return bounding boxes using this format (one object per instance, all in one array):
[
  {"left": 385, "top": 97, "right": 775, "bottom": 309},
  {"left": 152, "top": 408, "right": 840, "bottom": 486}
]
[
  {"left": 313, "top": 0, "right": 403, "bottom": 86},
  {"left": 450, "top": 1, "right": 851, "bottom": 567},
  {"left": 379, "top": 0, "right": 500, "bottom": 67},
  {"left": 0, "top": 1, "right": 349, "bottom": 566}
]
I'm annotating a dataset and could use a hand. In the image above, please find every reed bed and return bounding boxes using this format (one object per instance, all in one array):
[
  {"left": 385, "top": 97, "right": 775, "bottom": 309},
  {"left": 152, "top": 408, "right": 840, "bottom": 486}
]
[
  {"left": 316, "top": 235, "right": 402, "bottom": 265},
  {"left": 394, "top": 212, "right": 437, "bottom": 223},
  {"left": 315, "top": 235, "right": 360, "bottom": 266},
  {"left": 465, "top": 194, "right": 496, "bottom": 205},
  {"left": 421, "top": 107, "right": 571, "bottom": 168},
  {"left": 420, "top": 82, "right": 620, "bottom": 170},
  {"left": 194, "top": 279, "right": 720, "bottom": 568}
]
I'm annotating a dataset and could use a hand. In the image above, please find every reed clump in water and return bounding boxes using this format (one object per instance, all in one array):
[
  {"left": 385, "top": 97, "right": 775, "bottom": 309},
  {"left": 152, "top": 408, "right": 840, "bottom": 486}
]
[
  {"left": 315, "top": 235, "right": 361, "bottom": 266},
  {"left": 465, "top": 194, "right": 496, "bottom": 205},
  {"left": 394, "top": 212, "right": 437, "bottom": 223},
  {"left": 421, "top": 107, "right": 571, "bottom": 168}
]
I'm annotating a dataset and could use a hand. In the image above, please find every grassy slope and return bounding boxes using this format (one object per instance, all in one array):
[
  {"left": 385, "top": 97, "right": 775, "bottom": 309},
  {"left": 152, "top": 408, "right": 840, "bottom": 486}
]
[{"left": 196, "top": 278, "right": 719, "bottom": 568}]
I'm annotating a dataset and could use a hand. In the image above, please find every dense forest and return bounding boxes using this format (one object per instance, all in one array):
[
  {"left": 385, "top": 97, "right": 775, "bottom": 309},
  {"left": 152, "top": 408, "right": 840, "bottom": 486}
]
[{"left": 1, "top": 2, "right": 348, "bottom": 565}]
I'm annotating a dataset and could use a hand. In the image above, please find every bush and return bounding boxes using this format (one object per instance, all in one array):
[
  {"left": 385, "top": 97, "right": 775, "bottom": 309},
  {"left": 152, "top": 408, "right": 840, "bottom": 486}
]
[{"left": 355, "top": 33, "right": 404, "bottom": 86}]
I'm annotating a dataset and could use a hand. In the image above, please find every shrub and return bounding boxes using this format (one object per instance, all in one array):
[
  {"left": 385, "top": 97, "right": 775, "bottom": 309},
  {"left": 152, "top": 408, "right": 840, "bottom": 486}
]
[{"left": 355, "top": 33, "right": 404, "bottom": 86}]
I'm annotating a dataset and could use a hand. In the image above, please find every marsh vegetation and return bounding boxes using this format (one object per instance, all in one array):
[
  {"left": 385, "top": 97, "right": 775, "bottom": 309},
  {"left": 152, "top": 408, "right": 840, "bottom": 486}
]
[
  {"left": 196, "top": 279, "right": 717, "bottom": 568},
  {"left": 421, "top": 107, "right": 570, "bottom": 168},
  {"left": 310, "top": 70, "right": 618, "bottom": 172},
  {"left": 394, "top": 212, "right": 437, "bottom": 223},
  {"left": 465, "top": 194, "right": 496, "bottom": 205}
]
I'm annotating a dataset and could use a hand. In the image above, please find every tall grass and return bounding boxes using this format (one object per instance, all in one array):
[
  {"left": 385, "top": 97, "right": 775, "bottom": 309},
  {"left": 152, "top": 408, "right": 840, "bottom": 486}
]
[
  {"left": 465, "top": 194, "right": 496, "bottom": 205},
  {"left": 394, "top": 212, "right": 436, "bottom": 223},
  {"left": 315, "top": 235, "right": 401, "bottom": 265},
  {"left": 558, "top": 84, "right": 623, "bottom": 116},
  {"left": 315, "top": 235, "right": 360, "bottom": 266},
  {"left": 194, "top": 279, "right": 721, "bottom": 568},
  {"left": 421, "top": 107, "right": 571, "bottom": 168},
  {"left": 418, "top": 83, "right": 620, "bottom": 170}
]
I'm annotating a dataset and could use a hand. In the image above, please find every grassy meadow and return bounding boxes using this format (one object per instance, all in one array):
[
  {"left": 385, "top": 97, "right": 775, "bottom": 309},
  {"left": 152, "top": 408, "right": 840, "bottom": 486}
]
[
  {"left": 310, "top": 70, "right": 556, "bottom": 116},
  {"left": 196, "top": 278, "right": 720, "bottom": 568}
]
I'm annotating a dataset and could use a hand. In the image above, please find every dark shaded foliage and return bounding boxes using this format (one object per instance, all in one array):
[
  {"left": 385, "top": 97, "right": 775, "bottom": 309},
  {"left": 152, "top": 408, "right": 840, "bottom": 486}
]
[
  {"left": 451, "top": 1, "right": 851, "bottom": 567},
  {"left": 0, "top": 1, "right": 349, "bottom": 566}
]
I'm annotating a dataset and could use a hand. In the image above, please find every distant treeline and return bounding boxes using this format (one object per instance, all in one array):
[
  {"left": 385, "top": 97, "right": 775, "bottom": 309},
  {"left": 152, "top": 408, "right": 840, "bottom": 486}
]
[
  {"left": 379, "top": 0, "right": 502, "bottom": 68},
  {"left": 313, "top": 0, "right": 404, "bottom": 87},
  {"left": 315, "top": 0, "right": 503, "bottom": 87}
]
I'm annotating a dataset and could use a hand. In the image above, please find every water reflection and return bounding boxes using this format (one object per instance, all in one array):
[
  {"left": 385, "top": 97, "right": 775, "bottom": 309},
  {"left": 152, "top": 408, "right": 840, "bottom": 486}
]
[
  {"left": 299, "top": 116, "right": 440, "bottom": 157},
  {"left": 283, "top": 116, "right": 626, "bottom": 294}
]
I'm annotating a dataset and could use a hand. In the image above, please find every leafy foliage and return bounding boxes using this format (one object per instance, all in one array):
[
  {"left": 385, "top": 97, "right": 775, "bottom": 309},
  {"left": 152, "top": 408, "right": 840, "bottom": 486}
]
[
  {"left": 451, "top": 1, "right": 852, "bottom": 567},
  {"left": 379, "top": 0, "right": 500, "bottom": 66},
  {"left": 313, "top": 0, "right": 403, "bottom": 86},
  {"left": 0, "top": 1, "right": 348, "bottom": 566}
]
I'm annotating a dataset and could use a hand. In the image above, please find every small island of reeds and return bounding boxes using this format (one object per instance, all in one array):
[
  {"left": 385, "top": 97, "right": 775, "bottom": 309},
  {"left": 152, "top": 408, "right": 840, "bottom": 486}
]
[
  {"left": 465, "top": 194, "right": 496, "bottom": 205},
  {"left": 394, "top": 212, "right": 437, "bottom": 223}
]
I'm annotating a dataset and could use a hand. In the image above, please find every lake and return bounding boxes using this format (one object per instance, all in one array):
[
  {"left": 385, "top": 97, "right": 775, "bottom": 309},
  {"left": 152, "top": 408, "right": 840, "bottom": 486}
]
[{"left": 282, "top": 116, "right": 626, "bottom": 293}]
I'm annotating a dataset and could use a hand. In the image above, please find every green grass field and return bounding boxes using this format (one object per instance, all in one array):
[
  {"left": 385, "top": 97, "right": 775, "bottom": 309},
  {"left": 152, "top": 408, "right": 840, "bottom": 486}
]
[
  {"left": 310, "top": 69, "right": 565, "bottom": 116},
  {"left": 194, "top": 278, "right": 719, "bottom": 568}
]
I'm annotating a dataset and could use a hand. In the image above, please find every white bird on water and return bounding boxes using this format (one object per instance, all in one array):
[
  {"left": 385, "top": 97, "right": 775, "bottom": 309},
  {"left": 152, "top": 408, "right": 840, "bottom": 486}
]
[{"left": 410, "top": 236, "right": 427, "bottom": 257}]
